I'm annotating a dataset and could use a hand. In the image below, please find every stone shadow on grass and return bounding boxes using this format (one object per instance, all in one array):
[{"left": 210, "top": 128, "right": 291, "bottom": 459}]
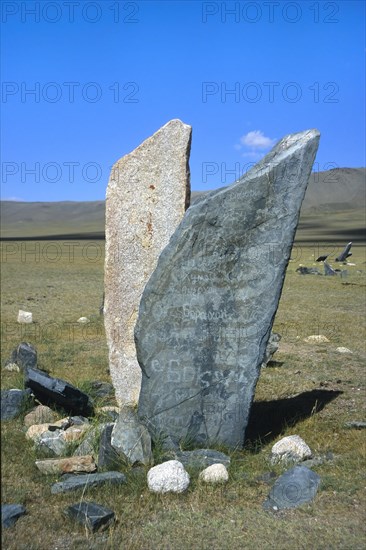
[{"left": 244, "top": 389, "right": 342, "bottom": 448}]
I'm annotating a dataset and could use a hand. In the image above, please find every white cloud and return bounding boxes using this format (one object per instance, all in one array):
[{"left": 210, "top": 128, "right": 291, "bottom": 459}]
[
  {"left": 235, "top": 130, "right": 276, "bottom": 158},
  {"left": 1, "top": 196, "right": 24, "bottom": 201},
  {"left": 240, "top": 130, "right": 275, "bottom": 149}
]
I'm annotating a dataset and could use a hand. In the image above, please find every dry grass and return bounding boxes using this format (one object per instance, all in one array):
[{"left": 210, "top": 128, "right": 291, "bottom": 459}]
[{"left": 1, "top": 237, "right": 366, "bottom": 549}]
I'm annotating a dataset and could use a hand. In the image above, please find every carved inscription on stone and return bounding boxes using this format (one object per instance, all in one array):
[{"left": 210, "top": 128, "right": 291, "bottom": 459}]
[{"left": 135, "top": 129, "right": 320, "bottom": 448}]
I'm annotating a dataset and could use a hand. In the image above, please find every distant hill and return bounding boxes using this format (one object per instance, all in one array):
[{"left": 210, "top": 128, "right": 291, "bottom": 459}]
[{"left": 1, "top": 168, "right": 365, "bottom": 241}]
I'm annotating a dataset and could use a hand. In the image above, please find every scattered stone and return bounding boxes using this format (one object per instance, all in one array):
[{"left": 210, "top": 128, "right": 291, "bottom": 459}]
[
  {"left": 136, "top": 129, "right": 320, "bottom": 448},
  {"left": 105, "top": 119, "right": 192, "bottom": 407},
  {"left": 4, "top": 363, "right": 20, "bottom": 373},
  {"left": 199, "top": 463, "right": 229, "bottom": 483},
  {"left": 17, "top": 310, "right": 33, "bottom": 323},
  {"left": 35, "top": 455, "right": 97, "bottom": 475},
  {"left": 261, "top": 332, "right": 281, "bottom": 367},
  {"left": 304, "top": 335, "right": 330, "bottom": 343},
  {"left": 24, "top": 405, "right": 57, "bottom": 427},
  {"left": 26, "top": 423, "right": 54, "bottom": 441},
  {"left": 89, "top": 381, "right": 115, "bottom": 399},
  {"left": 63, "top": 424, "right": 89, "bottom": 443},
  {"left": 73, "top": 424, "right": 106, "bottom": 457},
  {"left": 24, "top": 367, "right": 94, "bottom": 417},
  {"left": 111, "top": 407, "right": 152, "bottom": 466},
  {"left": 77, "top": 317, "right": 90, "bottom": 324},
  {"left": 270, "top": 435, "right": 312, "bottom": 464},
  {"left": 51, "top": 471, "right": 126, "bottom": 494},
  {"left": 1, "top": 504, "right": 26, "bottom": 528},
  {"left": 98, "top": 423, "right": 123, "bottom": 470},
  {"left": 64, "top": 501, "right": 115, "bottom": 532},
  {"left": 147, "top": 460, "right": 190, "bottom": 494},
  {"left": 175, "top": 449, "right": 231, "bottom": 469},
  {"left": 36, "top": 430, "right": 68, "bottom": 457},
  {"left": 296, "top": 266, "right": 321, "bottom": 275},
  {"left": 336, "top": 347, "right": 353, "bottom": 354},
  {"left": 263, "top": 465, "right": 321, "bottom": 510},
  {"left": 324, "top": 261, "right": 337, "bottom": 276},
  {"left": 344, "top": 421, "right": 366, "bottom": 429},
  {"left": 6, "top": 342, "right": 37, "bottom": 371},
  {"left": 1, "top": 388, "right": 33, "bottom": 420}
]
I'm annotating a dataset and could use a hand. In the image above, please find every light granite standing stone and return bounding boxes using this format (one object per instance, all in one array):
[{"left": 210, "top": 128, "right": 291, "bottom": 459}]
[
  {"left": 135, "top": 129, "right": 320, "bottom": 449},
  {"left": 105, "top": 119, "right": 191, "bottom": 406}
]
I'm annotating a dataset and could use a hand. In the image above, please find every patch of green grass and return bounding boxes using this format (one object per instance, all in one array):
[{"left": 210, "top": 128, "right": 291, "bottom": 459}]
[{"left": 1, "top": 240, "right": 365, "bottom": 549}]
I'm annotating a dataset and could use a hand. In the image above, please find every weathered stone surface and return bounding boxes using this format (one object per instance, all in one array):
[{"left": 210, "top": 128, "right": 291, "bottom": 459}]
[
  {"left": 263, "top": 465, "right": 321, "bottom": 510},
  {"left": 270, "top": 435, "right": 312, "bottom": 464},
  {"left": 73, "top": 423, "right": 106, "bottom": 457},
  {"left": 51, "top": 471, "right": 126, "bottom": 494},
  {"left": 1, "top": 389, "right": 33, "bottom": 420},
  {"left": 175, "top": 449, "right": 230, "bottom": 469},
  {"left": 64, "top": 501, "right": 115, "bottom": 532},
  {"left": 111, "top": 408, "right": 152, "bottom": 465},
  {"left": 136, "top": 129, "right": 320, "bottom": 448},
  {"left": 98, "top": 423, "right": 122, "bottom": 470},
  {"left": 24, "top": 405, "right": 57, "bottom": 427},
  {"left": 24, "top": 367, "right": 94, "bottom": 417},
  {"left": 35, "top": 455, "right": 96, "bottom": 475},
  {"left": 1, "top": 504, "right": 26, "bottom": 528},
  {"left": 147, "top": 460, "right": 190, "bottom": 494},
  {"left": 199, "top": 463, "right": 229, "bottom": 483},
  {"left": 7, "top": 342, "right": 37, "bottom": 371},
  {"left": 105, "top": 119, "right": 192, "bottom": 406},
  {"left": 35, "top": 430, "right": 68, "bottom": 457}
]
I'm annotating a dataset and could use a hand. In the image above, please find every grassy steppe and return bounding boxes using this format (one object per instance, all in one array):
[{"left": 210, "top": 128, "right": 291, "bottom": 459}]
[{"left": 1, "top": 230, "right": 365, "bottom": 549}]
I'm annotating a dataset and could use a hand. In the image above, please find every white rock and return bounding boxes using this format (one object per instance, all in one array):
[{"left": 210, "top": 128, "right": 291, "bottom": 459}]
[
  {"left": 17, "top": 310, "right": 32, "bottom": 324},
  {"left": 77, "top": 317, "right": 90, "bottom": 324},
  {"left": 336, "top": 347, "right": 353, "bottom": 354},
  {"left": 271, "top": 435, "right": 312, "bottom": 464},
  {"left": 147, "top": 460, "right": 190, "bottom": 493},
  {"left": 4, "top": 363, "right": 20, "bottom": 372},
  {"left": 199, "top": 463, "right": 229, "bottom": 483},
  {"left": 304, "top": 335, "right": 330, "bottom": 343}
]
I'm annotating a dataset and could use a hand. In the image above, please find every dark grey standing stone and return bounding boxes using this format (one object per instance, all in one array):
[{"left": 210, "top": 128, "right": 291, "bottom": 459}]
[
  {"left": 98, "top": 423, "right": 122, "bottom": 470},
  {"left": 1, "top": 388, "right": 33, "bottom": 420},
  {"left": 64, "top": 501, "right": 115, "bottom": 532},
  {"left": 24, "top": 367, "right": 94, "bottom": 417},
  {"left": 7, "top": 342, "right": 37, "bottom": 371},
  {"left": 1, "top": 504, "right": 26, "bottom": 528},
  {"left": 263, "top": 465, "right": 321, "bottom": 510},
  {"left": 175, "top": 449, "right": 231, "bottom": 469},
  {"left": 135, "top": 129, "right": 320, "bottom": 449},
  {"left": 51, "top": 471, "right": 126, "bottom": 494}
]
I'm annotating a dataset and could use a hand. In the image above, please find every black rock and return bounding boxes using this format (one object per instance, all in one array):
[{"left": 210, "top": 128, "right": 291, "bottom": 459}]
[
  {"left": 24, "top": 367, "right": 94, "bottom": 417},
  {"left": 1, "top": 504, "right": 26, "bottom": 528},
  {"left": 1, "top": 388, "right": 33, "bottom": 420},
  {"left": 175, "top": 449, "right": 231, "bottom": 468},
  {"left": 51, "top": 471, "right": 126, "bottom": 494},
  {"left": 263, "top": 465, "right": 321, "bottom": 510},
  {"left": 98, "top": 423, "right": 122, "bottom": 470},
  {"left": 64, "top": 501, "right": 115, "bottom": 532},
  {"left": 7, "top": 342, "right": 37, "bottom": 371}
]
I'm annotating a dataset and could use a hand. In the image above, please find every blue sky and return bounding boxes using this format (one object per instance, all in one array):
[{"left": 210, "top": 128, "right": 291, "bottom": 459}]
[{"left": 1, "top": 0, "right": 365, "bottom": 201}]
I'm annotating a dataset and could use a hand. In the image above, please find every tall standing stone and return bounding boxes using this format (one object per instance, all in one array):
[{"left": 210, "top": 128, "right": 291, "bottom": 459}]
[
  {"left": 135, "top": 129, "right": 320, "bottom": 449},
  {"left": 104, "top": 119, "right": 191, "bottom": 406}
]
